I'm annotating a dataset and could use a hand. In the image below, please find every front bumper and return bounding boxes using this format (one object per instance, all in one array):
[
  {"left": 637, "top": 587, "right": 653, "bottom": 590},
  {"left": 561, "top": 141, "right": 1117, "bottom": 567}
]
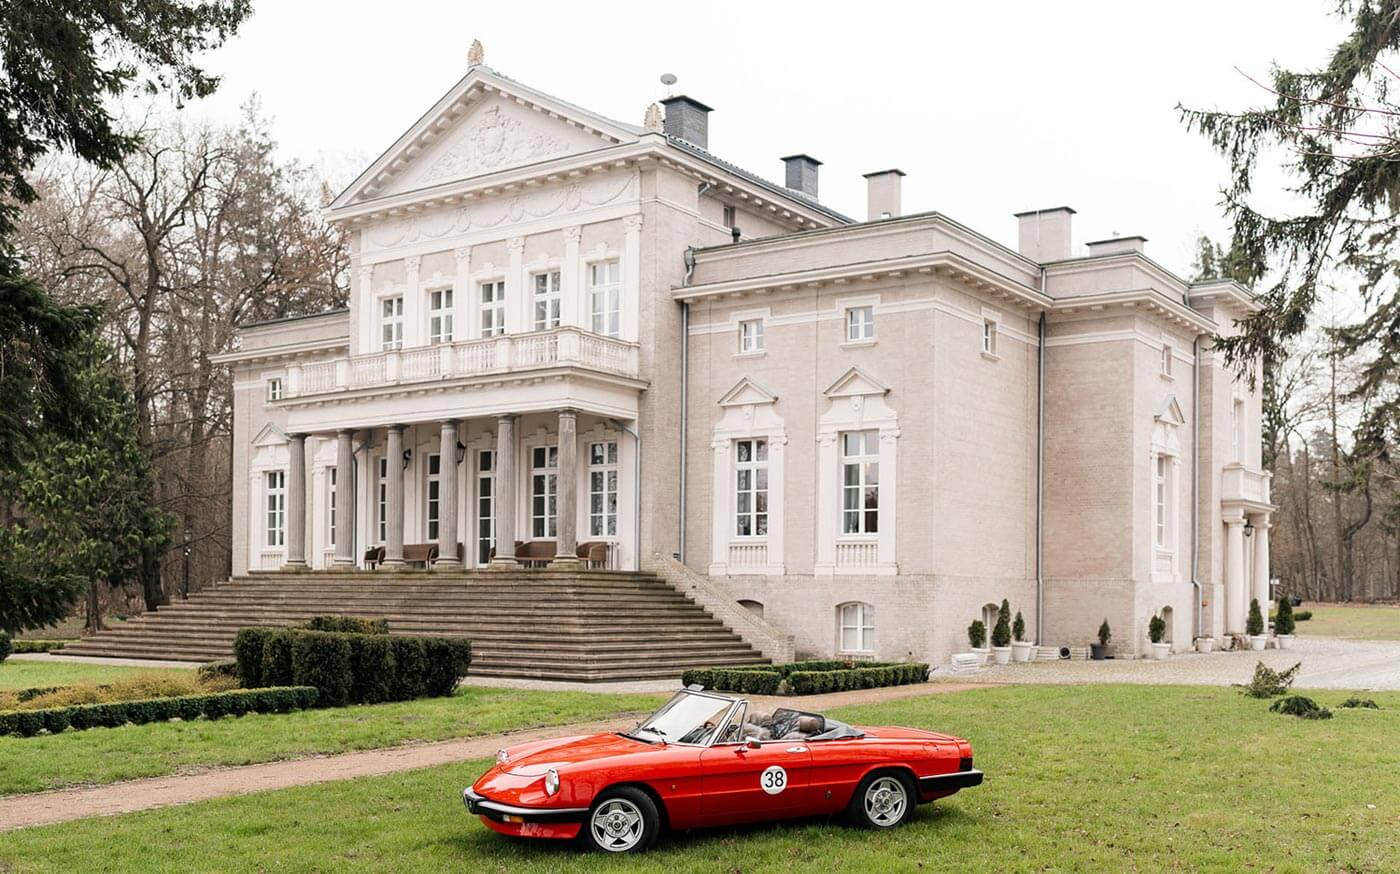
[
  {"left": 462, "top": 787, "right": 589, "bottom": 824},
  {"left": 918, "top": 769, "right": 985, "bottom": 793}
]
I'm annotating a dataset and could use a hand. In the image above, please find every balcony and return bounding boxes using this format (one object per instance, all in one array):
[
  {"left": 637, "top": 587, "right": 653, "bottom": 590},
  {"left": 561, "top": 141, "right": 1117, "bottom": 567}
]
[
  {"left": 1221, "top": 463, "right": 1273, "bottom": 510},
  {"left": 283, "top": 327, "right": 640, "bottom": 400}
]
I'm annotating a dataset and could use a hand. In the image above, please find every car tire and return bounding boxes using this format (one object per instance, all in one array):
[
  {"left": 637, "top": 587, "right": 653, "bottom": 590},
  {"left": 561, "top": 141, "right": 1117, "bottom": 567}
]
[
  {"left": 581, "top": 786, "right": 661, "bottom": 853},
  {"left": 847, "top": 770, "right": 916, "bottom": 830}
]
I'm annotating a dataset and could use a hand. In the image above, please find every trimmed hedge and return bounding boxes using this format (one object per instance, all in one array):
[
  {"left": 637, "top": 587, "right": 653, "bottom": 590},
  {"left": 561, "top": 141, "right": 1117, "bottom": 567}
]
[
  {"left": 197, "top": 659, "right": 238, "bottom": 683},
  {"left": 683, "top": 660, "right": 930, "bottom": 696},
  {"left": 303, "top": 616, "right": 389, "bottom": 635},
  {"left": 0, "top": 686, "right": 319, "bottom": 737},
  {"left": 13, "top": 639, "right": 69, "bottom": 654},
  {"left": 234, "top": 627, "right": 470, "bottom": 705}
]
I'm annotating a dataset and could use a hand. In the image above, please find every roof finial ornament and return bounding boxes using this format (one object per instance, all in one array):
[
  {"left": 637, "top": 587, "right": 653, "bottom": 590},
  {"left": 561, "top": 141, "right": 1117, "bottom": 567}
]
[
  {"left": 643, "top": 103, "right": 663, "bottom": 134},
  {"left": 468, "top": 39, "right": 485, "bottom": 66}
]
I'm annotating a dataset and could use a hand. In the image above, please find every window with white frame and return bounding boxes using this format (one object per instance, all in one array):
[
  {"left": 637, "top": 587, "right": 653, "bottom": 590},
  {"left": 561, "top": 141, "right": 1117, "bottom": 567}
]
[
  {"left": 476, "top": 450, "right": 495, "bottom": 565},
  {"left": 533, "top": 270, "right": 562, "bottom": 331},
  {"left": 1160, "top": 343, "right": 1173, "bottom": 378},
  {"left": 838, "top": 602, "right": 875, "bottom": 653},
  {"left": 480, "top": 281, "right": 505, "bottom": 337},
  {"left": 722, "top": 204, "right": 736, "bottom": 228},
  {"left": 376, "top": 457, "right": 388, "bottom": 543},
  {"left": 841, "top": 430, "right": 880, "bottom": 535},
  {"left": 265, "top": 470, "right": 286, "bottom": 548},
  {"left": 428, "top": 288, "right": 454, "bottom": 344},
  {"left": 1153, "top": 454, "right": 1170, "bottom": 549},
  {"left": 589, "top": 261, "right": 620, "bottom": 338},
  {"left": 327, "top": 467, "right": 337, "bottom": 547},
  {"left": 588, "top": 441, "right": 619, "bottom": 538},
  {"left": 266, "top": 378, "right": 282, "bottom": 402},
  {"left": 425, "top": 453, "right": 442, "bottom": 541},
  {"left": 531, "top": 445, "right": 558, "bottom": 538},
  {"left": 734, "top": 438, "right": 768, "bottom": 537},
  {"left": 738, "top": 319, "right": 764, "bottom": 354},
  {"left": 846, "top": 305, "right": 875, "bottom": 342},
  {"left": 982, "top": 318, "right": 998, "bottom": 356},
  {"left": 380, "top": 296, "right": 404, "bottom": 350}
]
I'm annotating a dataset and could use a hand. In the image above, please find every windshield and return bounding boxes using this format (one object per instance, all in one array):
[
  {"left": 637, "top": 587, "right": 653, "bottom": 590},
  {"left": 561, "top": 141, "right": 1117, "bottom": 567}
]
[{"left": 631, "top": 691, "right": 735, "bottom": 745}]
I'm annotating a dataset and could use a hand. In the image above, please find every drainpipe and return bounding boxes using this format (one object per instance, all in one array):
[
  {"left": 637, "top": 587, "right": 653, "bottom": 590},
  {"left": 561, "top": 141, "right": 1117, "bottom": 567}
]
[
  {"left": 1036, "top": 310, "right": 1046, "bottom": 644},
  {"left": 680, "top": 246, "right": 697, "bottom": 563},
  {"left": 610, "top": 419, "right": 642, "bottom": 571},
  {"left": 1190, "top": 335, "right": 1204, "bottom": 642}
]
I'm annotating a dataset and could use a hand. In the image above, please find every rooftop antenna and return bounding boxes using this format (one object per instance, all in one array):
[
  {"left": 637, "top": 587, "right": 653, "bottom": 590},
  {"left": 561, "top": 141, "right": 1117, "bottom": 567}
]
[{"left": 660, "top": 73, "right": 677, "bottom": 97}]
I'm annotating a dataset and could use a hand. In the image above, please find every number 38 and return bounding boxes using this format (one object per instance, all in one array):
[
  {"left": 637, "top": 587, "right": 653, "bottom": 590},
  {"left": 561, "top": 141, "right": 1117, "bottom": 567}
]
[{"left": 760, "top": 766, "right": 786, "bottom": 794}]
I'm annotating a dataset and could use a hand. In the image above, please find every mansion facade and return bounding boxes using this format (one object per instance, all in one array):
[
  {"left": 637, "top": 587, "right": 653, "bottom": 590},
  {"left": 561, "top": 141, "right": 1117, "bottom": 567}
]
[{"left": 216, "top": 47, "right": 1273, "bottom": 665}]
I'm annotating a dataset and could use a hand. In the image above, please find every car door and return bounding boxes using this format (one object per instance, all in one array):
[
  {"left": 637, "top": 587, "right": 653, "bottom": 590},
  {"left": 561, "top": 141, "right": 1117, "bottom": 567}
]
[{"left": 699, "top": 740, "right": 813, "bottom": 825}]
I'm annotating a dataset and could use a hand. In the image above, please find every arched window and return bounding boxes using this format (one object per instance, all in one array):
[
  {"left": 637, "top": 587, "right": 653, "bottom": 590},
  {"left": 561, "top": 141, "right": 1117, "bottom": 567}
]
[
  {"left": 838, "top": 602, "right": 875, "bottom": 654},
  {"left": 738, "top": 599, "right": 765, "bottom": 619},
  {"left": 1160, "top": 606, "right": 1174, "bottom": 644},
  {"left": 981, "top": 603, "right": 999, "bottom": 635}
]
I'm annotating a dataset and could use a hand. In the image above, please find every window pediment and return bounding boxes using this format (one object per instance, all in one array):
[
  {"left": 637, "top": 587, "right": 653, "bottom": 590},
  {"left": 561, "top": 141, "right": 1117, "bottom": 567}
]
[
  {"left": 718, "top": 377, "right": 779, "bottom": 408},
  {"left": 251, "top": 423, "right": 290, "bottom": 448},
  {"left": 1155, "top": 395, "right": 1186, "bottom": 427},
  {"left": 824, "top": 366, "right": 890, "bottom": 399}
]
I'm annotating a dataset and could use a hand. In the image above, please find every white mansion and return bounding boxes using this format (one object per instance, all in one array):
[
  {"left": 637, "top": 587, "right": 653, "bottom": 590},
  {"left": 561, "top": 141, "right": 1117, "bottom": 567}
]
[{"left": 215, "top": 46, "right": 1273, "bottom": 664}]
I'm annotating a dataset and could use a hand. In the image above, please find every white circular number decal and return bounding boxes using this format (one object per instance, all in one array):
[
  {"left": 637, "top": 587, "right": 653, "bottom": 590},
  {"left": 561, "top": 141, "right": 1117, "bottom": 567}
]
[{"left": 760, "top": 766, "right": 787, "bottom": 795}]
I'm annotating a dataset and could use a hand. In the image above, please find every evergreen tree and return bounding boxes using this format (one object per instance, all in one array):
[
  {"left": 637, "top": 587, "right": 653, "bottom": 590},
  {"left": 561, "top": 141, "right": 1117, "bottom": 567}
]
[
  {"left": 992, "top": 599, "right": 1012, "bottom": 648},
  {"left": 1275, "top": 596, "right": 1296, "bottom": 636},
  {"left": 967, "top": 619, "right": 987, "bottom": 649},
  {"left": 1012, "top": 610, "right": 1026, "bottom": 643},
  {"left": 1247, "top": 598, "right": 1266, "bottom": 637}
]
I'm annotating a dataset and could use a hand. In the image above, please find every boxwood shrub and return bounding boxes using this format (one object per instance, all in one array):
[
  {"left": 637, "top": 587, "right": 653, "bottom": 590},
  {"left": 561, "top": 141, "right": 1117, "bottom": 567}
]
[
  {"left": 234, "top": 627, "right": 470, "bottom": 704},
  {"left": 303, "top": 616, "right": 389, "bottom": 635},
  {"left": 13, "top": 639, "right": 68, "bottom": 654},
  {"left": 683, "top": 660, "right": 930, "bottom": 696},
  {"left": 0, "top": 686, "right": 319, "bottom": 737}
]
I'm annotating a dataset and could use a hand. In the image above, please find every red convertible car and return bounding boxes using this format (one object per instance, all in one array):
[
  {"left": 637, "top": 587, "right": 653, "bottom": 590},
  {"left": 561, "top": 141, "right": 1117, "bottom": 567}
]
[{"left": 463, "top": 686, "right": 982, "bottom": 853}]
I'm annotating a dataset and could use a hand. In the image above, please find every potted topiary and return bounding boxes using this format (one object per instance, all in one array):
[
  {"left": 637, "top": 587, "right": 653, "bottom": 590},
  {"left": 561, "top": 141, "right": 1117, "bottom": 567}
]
[
  {"left": 1274, "top": 596, "right": 1295, "bottom": 649},
  {"left": 1247, "top": 598, "right": 1267, "bottom": 650},
  {"left": 991, "top": 599, "right": 1013, "bottom": 665},
  {"left": 1148, "top": 613, "right": 1170, "bottom": 660},
  {"left": 1091, "top": 619, "right": 1111, "bottom": 660},
  {"left": 1011, "top": 610, "right": 1035, "bottom": 662},
  {"left": 967, "top": 619, "right": 989, "bottom": 665}
]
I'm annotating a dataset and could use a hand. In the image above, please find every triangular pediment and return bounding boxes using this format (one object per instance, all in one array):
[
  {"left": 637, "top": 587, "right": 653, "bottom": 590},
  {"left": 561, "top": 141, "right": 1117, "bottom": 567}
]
[
  {"left": 1156, "top": 395, "right": 1186, "bottom": 426},
  {"left": 824, "top": 366, "right": 890, "bottom": 399},
  {"left": 333, "top": 67, "right": 639, "bottom": 208},
  {"left": 251, "top": 423, "right": 289, "bottom": 448},
  {"left": 718, "top": 377, "right": 778, "bottom": 408}
]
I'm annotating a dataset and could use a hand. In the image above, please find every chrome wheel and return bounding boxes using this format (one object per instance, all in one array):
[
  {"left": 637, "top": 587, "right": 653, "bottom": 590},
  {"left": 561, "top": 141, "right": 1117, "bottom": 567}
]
[
  {"left": 863, "top": 775, "right": 909, "bottom": 827},
  {"left": 589, "top": 798, "right": 645, "bottom": 852}
]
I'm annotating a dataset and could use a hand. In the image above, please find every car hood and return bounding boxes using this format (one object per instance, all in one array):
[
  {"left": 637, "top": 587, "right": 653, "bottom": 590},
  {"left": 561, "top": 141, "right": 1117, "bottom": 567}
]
[{"left": 502, "top": 732, "right": 655, "bottom": 776}]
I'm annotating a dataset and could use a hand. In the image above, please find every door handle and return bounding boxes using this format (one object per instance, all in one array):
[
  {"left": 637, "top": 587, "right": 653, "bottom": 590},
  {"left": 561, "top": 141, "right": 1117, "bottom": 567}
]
[{"left": 786, "top": 746, "right": 808, "bottom": 753}]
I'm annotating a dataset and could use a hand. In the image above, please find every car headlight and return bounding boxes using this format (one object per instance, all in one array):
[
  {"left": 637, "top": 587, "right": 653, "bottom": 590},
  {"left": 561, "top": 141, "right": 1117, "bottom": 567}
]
[
  {"left": 495, "top": 748, "right": 509, "bottom": 765},
  {"left": 544, "top": 768, "right": 560, "bottom": 796}
]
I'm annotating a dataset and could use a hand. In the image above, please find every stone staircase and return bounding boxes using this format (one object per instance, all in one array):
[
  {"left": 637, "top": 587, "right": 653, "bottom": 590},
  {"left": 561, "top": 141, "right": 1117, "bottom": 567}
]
[{"left": 57, "top": 569, "right": 769, "bottom": 681}]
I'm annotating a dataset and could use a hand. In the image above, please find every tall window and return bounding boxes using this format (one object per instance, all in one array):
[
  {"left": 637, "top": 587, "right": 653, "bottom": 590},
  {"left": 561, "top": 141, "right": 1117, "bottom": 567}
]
[
  {"left": 425, "top": 453, "right": 442, "bottom": 541},
  {"left": 480, "top": 281, "right": 505, "bottom": 338},
  {"left": 846, "top": 305, "right": 875, "bottom": 342},
  {"left": 1160, "top": 343, "right": 1173, "bottom": 377},
  {"left": 1232, "top": 399, "right": 1245, "bottom": 462},
  {"left": 376, "top": 457, "right": 388, "bottom": 543},
  {"left": 589, "top": 261, "right": 620, "bottom": 338},
  {"left": 265, "top": 470, "right": 286, "bottom": 548},
  {"left": 589, "top": 441, "right": 619, "bottom": 537},
  {"left": 380, "top": 296, "right": 404, "bottom": 350},
  {"left": 722, "top": 204, "right": 737, "bottom": 228},
  {"left": 327, "top": 467, "right": 337, "bottom": 548},
  {"left": 477, "top": 450, "right": 495, "bottom": 565},
  {"left": 266, "top": 378, "right": 282, "bottom": 402},
  {"left": 1154, "top": 455, "right": 1169, "bottom": 549},
  {"left": 429, "top": 288, "right": 454, "bottom": 344},
  {"left": 839, "top": 602, "right": 874, "bottom": 653},
  {"left": 734, "top": 438, "right": 768, "bottom": 537},
  {"left": 533, "top": 270, "right": 561, "bottom": 330},
  {"left": 738, "top": 319, "right": 764, "bottom": 353},
  {"left": 531, "top": 445, "right": 558, "bottom": 538},
  {"left": 842, "top": 430, "right": 880, "bottom": 535},
  {"left": 982, "top": 319, "right": 998, "bottom": 355}
]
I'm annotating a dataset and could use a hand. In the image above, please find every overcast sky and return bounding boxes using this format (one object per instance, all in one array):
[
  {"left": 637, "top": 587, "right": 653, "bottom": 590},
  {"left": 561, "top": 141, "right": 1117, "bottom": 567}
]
[{"left": 181, "top": 0, "right": 1345, "bottom": 278}]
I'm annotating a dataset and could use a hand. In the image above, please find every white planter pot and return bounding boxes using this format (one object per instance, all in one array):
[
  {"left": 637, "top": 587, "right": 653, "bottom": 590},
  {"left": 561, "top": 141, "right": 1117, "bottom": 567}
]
[
  {"left": 1250, "top": 635, "right": 1267, "bottom": 651},
  {"left": 971, "top": 647, "right": 991, "bottom": 666},
  {"left": 1011, "top": 641, "right": 1035, "bottom": 662},
  {"left": 1276, "top": 634, "right": 1293, "bottom": 650},
  {"left": 1195, "top": 637, "right": 1215, "bottom": 653},
  {"left": 1151, "top": 642, "right": 1171, "bottom": 661},
  {"left": 992, "top": 646, "right": 1012, "bottom": 665}
]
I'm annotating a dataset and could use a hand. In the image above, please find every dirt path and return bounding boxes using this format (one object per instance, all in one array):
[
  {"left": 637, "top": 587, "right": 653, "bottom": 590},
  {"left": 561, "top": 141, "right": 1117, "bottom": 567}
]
[{"left": 0, "top": 681, "right": 987, "bottom": 832}]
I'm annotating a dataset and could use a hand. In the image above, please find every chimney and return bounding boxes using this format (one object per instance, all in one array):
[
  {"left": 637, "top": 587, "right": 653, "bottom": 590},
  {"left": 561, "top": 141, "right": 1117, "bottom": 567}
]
[
  {"left": 661, "top": 96, "right": 712, "bottom": 149},
  {"left": 1085, "top": 235, "right": 1147, "bottom": 257},
  {"left": 863, "top": 169, "right": 905, "bottom": 221},
  {"left": 781, "top": 154, "right": 821, "bottom": 199},
  {"left": 1014, "top": 206, "right": 1076, "bottom": 261}
]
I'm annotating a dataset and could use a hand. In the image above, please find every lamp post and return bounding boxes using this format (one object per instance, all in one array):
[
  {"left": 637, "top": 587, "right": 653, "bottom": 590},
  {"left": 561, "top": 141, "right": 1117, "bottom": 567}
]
[{"left": 182, "top": 526, "right": 193, "bottom": 600}]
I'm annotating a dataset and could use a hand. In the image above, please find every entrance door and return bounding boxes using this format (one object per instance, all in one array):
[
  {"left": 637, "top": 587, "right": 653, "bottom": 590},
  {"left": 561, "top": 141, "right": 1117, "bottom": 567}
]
[{"left": 699, "top": 741, "right": 812, "bottom": 825}]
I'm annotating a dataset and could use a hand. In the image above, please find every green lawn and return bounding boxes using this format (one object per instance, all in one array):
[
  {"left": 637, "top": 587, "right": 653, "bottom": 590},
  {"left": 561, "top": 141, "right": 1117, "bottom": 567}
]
[
  {"left": 3, "top": 685, "right": 1396, "bottom": 872},
  {"left": 1296, "top": 602, "right": 1400, "bottom": 641},
  {"left": 0, "top": 686, "right": 665, "bottom": 795},
  {"left": 0, "top": 659, "right": 191, "bottom": 691}
]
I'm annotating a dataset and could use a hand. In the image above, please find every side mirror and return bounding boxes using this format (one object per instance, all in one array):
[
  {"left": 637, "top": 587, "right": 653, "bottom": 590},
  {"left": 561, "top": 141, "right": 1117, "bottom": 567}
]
[{"left": 745, "top": 737, "right": 761, "bottom": 750}]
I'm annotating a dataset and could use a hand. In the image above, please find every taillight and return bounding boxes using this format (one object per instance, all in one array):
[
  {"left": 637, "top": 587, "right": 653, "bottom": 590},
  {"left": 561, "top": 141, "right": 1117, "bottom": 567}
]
[{"left": 959, "top": 756, "right": 974, "bottom": 772}]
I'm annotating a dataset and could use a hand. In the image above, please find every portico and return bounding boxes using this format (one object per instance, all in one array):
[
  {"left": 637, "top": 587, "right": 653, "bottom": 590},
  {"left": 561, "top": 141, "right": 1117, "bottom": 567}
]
[{"left": 1221, "top": 463, "right": 1275, "bottom": 635}]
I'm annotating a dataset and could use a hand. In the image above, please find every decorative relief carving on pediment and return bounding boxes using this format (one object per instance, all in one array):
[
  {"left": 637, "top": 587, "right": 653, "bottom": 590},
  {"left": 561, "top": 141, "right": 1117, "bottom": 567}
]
[{"left": 420, "top": 104, "right": 571, "bottom": 184}]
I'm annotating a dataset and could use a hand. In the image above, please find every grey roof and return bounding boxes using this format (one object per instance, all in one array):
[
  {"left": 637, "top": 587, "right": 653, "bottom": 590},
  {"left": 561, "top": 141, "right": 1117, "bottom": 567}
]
[
  {"left": 665, "top": 135, "right": 853, "bottom": 224},
  {"left": 240, "top": 307, "right": 349, "bottom": 330}
]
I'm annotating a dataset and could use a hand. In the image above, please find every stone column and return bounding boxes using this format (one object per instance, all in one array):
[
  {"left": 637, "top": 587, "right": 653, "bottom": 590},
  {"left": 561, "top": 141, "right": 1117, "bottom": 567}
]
[
  {"left": 490, "top": 415, "right": 518, "bottom": 566},
  {"left": 382, "top": 424, "right": 406, "bottom": 567},
  {"left": 333, "top": 429, "right": 356, "bottom": 566},
  {"left": 1225, "top": 518, "right": 1245, "bottom": 634},
  {"left": 1252, "top": 516, "right": 1271, "bottom": 628},
  {"left": 434, "top": 420, "right": 462, "bottom": 569},
  {"left": 283, "top": 433, "right": 308, "bottom": 570},
  {"left": 553, "top": 410, "right": 581, "bottom": 567}
]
